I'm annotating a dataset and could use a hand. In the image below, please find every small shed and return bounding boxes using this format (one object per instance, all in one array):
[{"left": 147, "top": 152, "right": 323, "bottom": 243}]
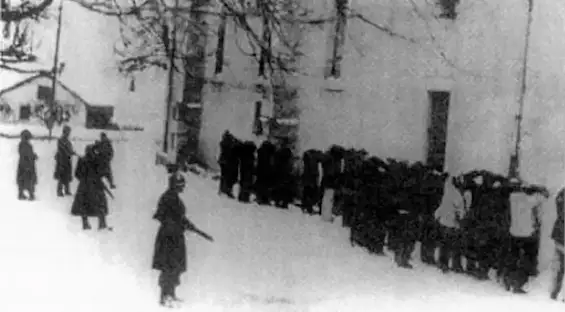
[
  {"left": 0, "top": 72, "right": 89, "bottom": 124},
  {"left": 85, "top": 105, "right": 115, "bottom": 129}
]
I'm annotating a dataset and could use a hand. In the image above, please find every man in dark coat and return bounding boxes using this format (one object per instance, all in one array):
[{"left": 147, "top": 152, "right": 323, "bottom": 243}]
[
  {"left": 419, "top": 169, "right": 448, "bottom": 265},
  {"left": 272, "top": 138, "right": 294, "bottom": 209},
  {"left": 320, "top": 146, "right": 345, "bottom": 221},
  {"left": 340, "top": 149, "right": 365, "bottom": 227},
  {"left": 152, "top": 173, "right": 213, "bottom": 307},
  {"left": 385, "top": 161, "right": 420, "bottom": 269},
  {"left": 17, "top": 129, "right": 38, "bottom": 200},
  {"left": 551, "top": 187, "right": 564, "bottom": 301},
  {"left": 96, "top": 132, "right": 116, "bottom": 189},
  {"left": 71, "top": 145, "right": 110, "bottom": 230},
  {"left": 54, "top": 125, "right": 76, "bottom": 197},
  {"left": 301, "top": 149, "right": 322, "bottom": 215},
  {"left": 350, "top": 156, "right": 390, "bottom": 254},
  {"left": 218, "top": 131, "right": 239, "bottom": 198},
  {"left": 237, "top": 141, "right": 257, "bottom": 203},
  {"left": 255, "top": 140, "right": 276, "bottom": 205}
]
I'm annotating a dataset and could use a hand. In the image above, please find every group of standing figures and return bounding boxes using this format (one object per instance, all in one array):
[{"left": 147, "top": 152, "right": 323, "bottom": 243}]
[
  {"left": 16, "top": 127, "right": 116, "bottom": 230},
  {"left": 217, "top": 131, "right": 564, "bottom": 301},
  {"left": 218, "top": 131, "right": 297, "bottom": 208}
]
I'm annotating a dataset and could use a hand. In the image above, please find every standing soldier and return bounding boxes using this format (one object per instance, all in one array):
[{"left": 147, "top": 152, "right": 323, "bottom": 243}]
[
  {"left": 54, "top": 125, "right": 76, "bottom": 197},
  {"left": 97, "top": 132, "right": 116, "bottom": 189},
  {"left": 17, "top": 129, "right": 38, "bottom": 201},
  {"left": 152, "top": 172, "right": 214, "bottom": 307},
  {"left": 551, "top": 187, "right": 564, "bottom": 301},
  {"left": 71, "top": 145, "right": 111, "bottom": 230}
]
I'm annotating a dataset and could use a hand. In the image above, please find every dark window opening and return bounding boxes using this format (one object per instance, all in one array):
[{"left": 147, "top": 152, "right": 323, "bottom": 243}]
[
  {"left": 426, "top": 91, "right": 451, "bottom": 171},
  {"left": 437, "top": 0, "right": 460, "bottom": 20},
  {"left": 37, "top": 85, "right": 52, "bottom": 102}
]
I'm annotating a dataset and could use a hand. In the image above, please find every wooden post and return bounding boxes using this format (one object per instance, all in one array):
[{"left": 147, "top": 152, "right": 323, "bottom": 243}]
[
  {"left": 48, "top": 0, "right": 64, "bottom": 140},
  {"left": 163, "top": 0, "right": 179, "bottom": 154},
  {"left": 508, "top": 0, "right": 533, "bottom": 179}
]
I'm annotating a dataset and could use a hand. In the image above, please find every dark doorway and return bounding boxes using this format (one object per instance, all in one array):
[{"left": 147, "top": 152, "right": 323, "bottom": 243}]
[{"left": 426, "top": 91, "right": 451, "bottom": 170}]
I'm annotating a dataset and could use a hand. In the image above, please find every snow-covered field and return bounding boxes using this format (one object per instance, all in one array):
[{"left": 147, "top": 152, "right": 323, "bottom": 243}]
[{"left": 0, "top": 128, "right": 563, "bottom": 312}]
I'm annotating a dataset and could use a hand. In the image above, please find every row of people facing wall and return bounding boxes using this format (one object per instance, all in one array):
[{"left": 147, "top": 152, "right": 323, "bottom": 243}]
[{"left": 212, "top": 130, "right": 563, "bottom": 300}]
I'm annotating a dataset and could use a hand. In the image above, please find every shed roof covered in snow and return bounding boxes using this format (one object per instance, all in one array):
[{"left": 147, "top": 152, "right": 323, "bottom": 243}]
[{"left": 0, "top": 72, "right": 93, "bottom": 109}]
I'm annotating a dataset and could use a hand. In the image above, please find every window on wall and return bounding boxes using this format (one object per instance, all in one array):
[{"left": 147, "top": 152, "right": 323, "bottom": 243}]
[
  {"left": 37, "top": 85, "right": 52, "bottom": 102},
  {"left": 325, "top": 0, "right": 348, "bottom": 79},
  {"left": 437, "top": 0, "right": 460, "bottom": 20}
]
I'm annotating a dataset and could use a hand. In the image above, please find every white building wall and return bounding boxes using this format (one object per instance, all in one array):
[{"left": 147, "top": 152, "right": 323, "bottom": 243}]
[
  {"left": 295, "top": 0, "right": 528, "bottom": 176},
  {"left": 198, "top": 13, "right": 273, "bottom": 170}
]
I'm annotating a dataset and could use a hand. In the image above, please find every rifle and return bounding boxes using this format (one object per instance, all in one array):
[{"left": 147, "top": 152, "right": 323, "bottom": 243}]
[
  {"left": 190, "top": 227, "right": 214, "bottom": 242},
  {"left": 185, "top": 222, "right": 214, "bottom": 242},
  {"left": 102, "top": 181, "right": 115, "bottom": 199}
]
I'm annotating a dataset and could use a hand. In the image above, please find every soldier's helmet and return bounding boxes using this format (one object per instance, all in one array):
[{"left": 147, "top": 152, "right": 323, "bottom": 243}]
[{"left": 20, "top": 129, "right": 32, "bottom": 141}]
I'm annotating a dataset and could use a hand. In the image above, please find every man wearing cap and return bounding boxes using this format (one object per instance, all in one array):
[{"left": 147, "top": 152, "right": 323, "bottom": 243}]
[
  {"left": 17, "top": 129, "right": 38, "bottom": 200},
  {"left": 54, "top": 125, "right": 76, "bottom": 196},
  {"left": 152, "top": 172, "right": 214, "bottom": 307}
]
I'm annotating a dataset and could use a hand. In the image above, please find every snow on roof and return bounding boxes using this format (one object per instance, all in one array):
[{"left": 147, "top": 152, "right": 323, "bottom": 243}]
[{"left": 0, "top": 72, "right": 93, "bottom": 109}]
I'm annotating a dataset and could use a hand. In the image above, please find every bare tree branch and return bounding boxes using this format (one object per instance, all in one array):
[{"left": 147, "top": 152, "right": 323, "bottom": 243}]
[
  {"left": 1, "top": 0, "right": 54, "bottom": 22},
  {"left": 349, "top": 11, "right": 418, "bottom": 44},
  {"left": 407, "top": 0, "right": 486, "bottom": 78},
  {"left": 0, "top": 63, "right": 47, "bottom": 74}
]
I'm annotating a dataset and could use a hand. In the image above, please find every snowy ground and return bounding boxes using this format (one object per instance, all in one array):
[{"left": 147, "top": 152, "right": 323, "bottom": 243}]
[{"left": 0, "top": 129, "right": 563, "bottom": 312}]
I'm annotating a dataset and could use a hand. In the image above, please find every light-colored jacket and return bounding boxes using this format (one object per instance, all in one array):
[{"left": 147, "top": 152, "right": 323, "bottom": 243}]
[
  {"left": 435, "top": 176, "right": 469, "bottom": 229},
  {"left": 509, "top": 192, "right": 545, "bottom": 238}
]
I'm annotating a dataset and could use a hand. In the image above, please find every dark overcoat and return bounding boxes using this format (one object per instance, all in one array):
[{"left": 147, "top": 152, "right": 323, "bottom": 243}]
[
  {"left": 54, "top": 137, "right": 74, "bottom": 183},
  {"left": 152, "top": 190, "right": 194, "bottom": 273},
  {"left": 17, "top": 141, "right": 38, "bottom": 190},
  {"left": 553, "top": 188, "right": 564, "bottom": 247},
  {"left": 70, "top": 156, "right": 108, "bottom": 217}
]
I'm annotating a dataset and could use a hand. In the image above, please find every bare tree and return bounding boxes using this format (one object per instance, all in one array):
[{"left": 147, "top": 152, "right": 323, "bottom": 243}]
[
  {"left": 1, "top": 0, "right": 54, "bottom": 22},
  {"left": 1, "top": 0, "right": 55, "bottom": 73},
  {"left": 69, "top": 0, "right": 427, "bottom": 80}
]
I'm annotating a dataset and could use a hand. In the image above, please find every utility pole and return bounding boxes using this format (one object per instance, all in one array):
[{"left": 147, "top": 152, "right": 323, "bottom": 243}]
[
  {"left": 48, "top": 0, "right": 64, "bottom": 140},
  {"left": 162, "top": 0, "right": 178, "bottom": 154},
  {"left": 508, "top": 0, "right": 533, "bottom": 179}
]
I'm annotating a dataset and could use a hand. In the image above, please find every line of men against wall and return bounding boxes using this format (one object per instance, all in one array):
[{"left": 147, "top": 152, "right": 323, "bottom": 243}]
[{"left": 216, "top": 130, "right": 564, "bottom": 302}]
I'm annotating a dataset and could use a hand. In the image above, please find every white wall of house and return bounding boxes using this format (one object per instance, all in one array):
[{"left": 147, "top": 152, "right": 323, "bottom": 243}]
[
  {"left": 197, "top": 13, "right": 274, "bottom": 170},
  {"left": 296, "top": 0, "right": 525, "bottom": 176},
  {"left": 193, "top": 0, "right": 565, "bottom": 269}
]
